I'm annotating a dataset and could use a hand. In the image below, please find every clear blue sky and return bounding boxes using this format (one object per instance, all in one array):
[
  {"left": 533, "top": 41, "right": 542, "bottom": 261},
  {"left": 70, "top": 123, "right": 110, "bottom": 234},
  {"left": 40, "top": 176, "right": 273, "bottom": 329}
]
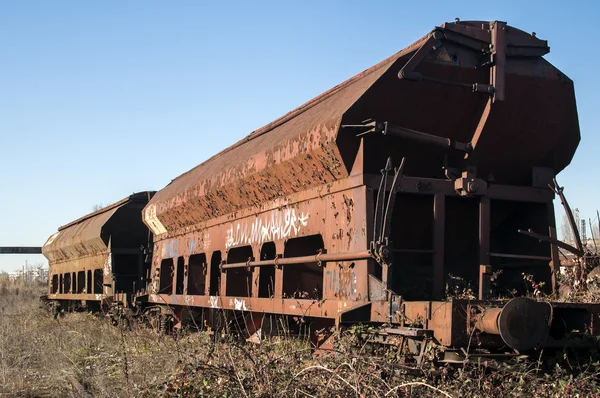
[{"left": 1, "top": 1, "right": 599, "bottom": 272}]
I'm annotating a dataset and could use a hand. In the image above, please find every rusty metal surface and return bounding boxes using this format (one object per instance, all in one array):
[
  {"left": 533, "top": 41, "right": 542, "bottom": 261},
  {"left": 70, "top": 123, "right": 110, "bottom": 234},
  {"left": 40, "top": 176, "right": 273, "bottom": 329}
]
[
  {"left": 137, "top": 20, "right": 588, "bottom": 352},
  {"left": 474, "top": 307, "right": 502, "bottom": 334},
  {"left": 144, "top": 38, "right": 432, "bottom": 237},
  {"left": 43, "top": 192, "right": 153, "bottom": 264},
  {"left": 42, "top": 206, "right": 119, "bottom": 264},
  {"left": 43, "top": 20, "right": 598, "bottom": 353},
  {"left": 43, "top": 192, "right": 154, "bottom": 304},
  {"left": 147, "top": 20, "right": 579, "bottom": 241},
  {"left": 147, "top": 183, "right": 369, "bottom": 304},
  {"left": 343, "top": 30, "right": 578, "bottom": 185}
]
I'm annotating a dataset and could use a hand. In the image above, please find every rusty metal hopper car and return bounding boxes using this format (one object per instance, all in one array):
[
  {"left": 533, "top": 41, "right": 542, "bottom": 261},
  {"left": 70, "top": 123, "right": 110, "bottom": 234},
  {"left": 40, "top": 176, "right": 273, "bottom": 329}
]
[
  {"left": 42, "top": 192, "right": 155, "bottom": 313},
  {"left": 41, "top": 20, "right": 600, "bottom": 356},
  {"left": 142, "top": 20, "right": 600, "bottom": 353}
]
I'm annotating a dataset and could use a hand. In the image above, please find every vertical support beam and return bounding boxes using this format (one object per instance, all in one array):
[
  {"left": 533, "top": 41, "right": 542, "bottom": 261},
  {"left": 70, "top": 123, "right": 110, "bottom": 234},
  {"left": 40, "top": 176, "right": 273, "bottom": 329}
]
[
  {"left": 466, "top": 21, "right": 505, "bottom": 158},
  {"left": 274, "top": 267, "right": 283, "bottom": 299},
  {"left": 547, "top": 203, "right": 559, "bottom": 294},
  {"left": 490, "top": 21, "right": 506, "bottom": 102},
  {"left": 138, "top": 254, "right": 144, "bottom": 295},
  {"left": 203, "top": 258, "right": 210, "bottom": 296},
  {"left": 203, "top": 259, "right": 209, "bottom": 296},
  {"left": 220, "top": 265, "right": 227, "bottom": 298},
  {"left": 479, "top": 197, "right": 491, "bottom": 300},
  {"left": 432, "top": 193, "right": 446, "bottom": 300},
  {"left": 182, "top": 259, "right": 188, "bottom": 296},
  {"left": 252, "top": 267, "right": 259, "bottom": 298},
  {"left": 171, "top": 260, "right": 177, "bottom": 295},
  {"left": 104, "top": 252, "right": 114, "bottom": 297},
  {"left": 274, "top": 241, "right": 285, "bottom": 299}
]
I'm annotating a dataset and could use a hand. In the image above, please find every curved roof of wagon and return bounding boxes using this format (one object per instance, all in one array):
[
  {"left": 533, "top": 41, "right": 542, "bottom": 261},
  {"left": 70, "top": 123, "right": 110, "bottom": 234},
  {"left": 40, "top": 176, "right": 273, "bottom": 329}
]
[
  {"left": 146, "top": 34, "right": 430, "bottom": 230},
  {"left": 152, "top": 36, "right": 427, "bottom": 201},
  {"left": 146, "top": 20, "right": 579, "bottom": 236},
  {"left": 43, "top": 192, "right": 154, "bottom": 263}
]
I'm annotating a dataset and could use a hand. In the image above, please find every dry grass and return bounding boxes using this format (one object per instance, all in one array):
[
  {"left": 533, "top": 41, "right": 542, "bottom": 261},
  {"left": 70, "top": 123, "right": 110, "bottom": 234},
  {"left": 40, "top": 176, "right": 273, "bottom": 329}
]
[{"left": 1, "top": 283, "right": 600, "bottom": 397}]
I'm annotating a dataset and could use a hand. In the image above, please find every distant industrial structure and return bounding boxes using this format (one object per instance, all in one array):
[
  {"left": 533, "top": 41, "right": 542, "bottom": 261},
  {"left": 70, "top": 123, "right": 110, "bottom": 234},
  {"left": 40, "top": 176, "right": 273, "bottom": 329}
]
[
  {"left": 560, "top": 209, "right": 600, "bottom": 251},
  {"left": 5, "top": 263, "right": 48, "bottom": 283}
]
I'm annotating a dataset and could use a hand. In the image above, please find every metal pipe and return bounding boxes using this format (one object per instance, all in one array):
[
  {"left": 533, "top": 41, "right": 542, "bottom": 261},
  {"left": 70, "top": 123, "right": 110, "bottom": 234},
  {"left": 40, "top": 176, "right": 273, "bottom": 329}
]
[
  {"left": 518, "top": 229, "right": 583, "bottom": 257},
  {"left": 475, "top": 307, "right": 502, "bottom": 335},
  {"left": 221, "top": 250, "right": 373, "bottom": 270},
  {"left": 489, "top": 252, "right": 552, "bottom": 261},
  {"left": 383, "top": 123, "right": 472, "bottom": 153}
]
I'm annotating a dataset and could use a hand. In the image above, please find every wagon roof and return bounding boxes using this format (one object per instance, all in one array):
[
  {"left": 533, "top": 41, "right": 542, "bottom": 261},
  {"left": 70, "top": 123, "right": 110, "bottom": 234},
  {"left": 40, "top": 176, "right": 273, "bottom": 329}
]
[
  {"left": 145, "top": 20, "right": 577, "bottom": 237},
  {"left": 43, "top": 192, "right": 153, "bottom": 263},
  {"left": 151, "top": 37, "right": 425, "bottom": 203}
]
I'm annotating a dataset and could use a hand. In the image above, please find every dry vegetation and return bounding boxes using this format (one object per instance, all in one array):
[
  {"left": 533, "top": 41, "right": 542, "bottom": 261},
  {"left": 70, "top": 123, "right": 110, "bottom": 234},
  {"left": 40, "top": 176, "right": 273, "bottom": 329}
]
[{"left": 1, "top": 283, "right": 600, "bottom": 397}]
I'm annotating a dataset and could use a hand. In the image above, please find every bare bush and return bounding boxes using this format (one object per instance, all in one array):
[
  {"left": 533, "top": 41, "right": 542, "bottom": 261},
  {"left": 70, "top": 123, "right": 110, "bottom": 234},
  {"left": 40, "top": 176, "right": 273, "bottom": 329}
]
[{"left": 1, "top": 285, "right": 599, "bottom": 397}]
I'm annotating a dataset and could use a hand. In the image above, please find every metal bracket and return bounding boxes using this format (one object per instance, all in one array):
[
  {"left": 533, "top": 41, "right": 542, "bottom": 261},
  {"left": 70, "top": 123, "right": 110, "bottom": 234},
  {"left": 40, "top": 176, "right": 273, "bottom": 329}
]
[
  {"left": 397, "top": 25, "right": 505, "bottom": 102},
  {"left": 398, "top": 30, "right": 443, "bottom": 81},
  {"left": 371, "top": 157, "right": 406, "bottom": 270}
]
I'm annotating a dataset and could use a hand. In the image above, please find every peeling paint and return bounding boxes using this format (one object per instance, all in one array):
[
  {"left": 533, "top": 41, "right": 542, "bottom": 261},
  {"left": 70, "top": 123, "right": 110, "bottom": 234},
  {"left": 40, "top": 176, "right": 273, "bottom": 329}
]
[
  {"left": 163, "top": 239, "right": 179, "bottom": 258},
  {"left": 144, "top": 204, "right": 168, "bottom": 235},
  {"left": 234, "top": 298, "right": 247, "bottom": 311},
  {"left": 103, "top": 255, "right": 111, "bottom": 276}
]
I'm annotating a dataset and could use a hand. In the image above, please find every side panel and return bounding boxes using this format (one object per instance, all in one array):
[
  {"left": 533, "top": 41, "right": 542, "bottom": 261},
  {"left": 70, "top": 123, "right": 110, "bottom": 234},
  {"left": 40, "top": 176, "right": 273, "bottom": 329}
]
[{"left": 148, "top": 184, "right": 370, "bottom": 320}]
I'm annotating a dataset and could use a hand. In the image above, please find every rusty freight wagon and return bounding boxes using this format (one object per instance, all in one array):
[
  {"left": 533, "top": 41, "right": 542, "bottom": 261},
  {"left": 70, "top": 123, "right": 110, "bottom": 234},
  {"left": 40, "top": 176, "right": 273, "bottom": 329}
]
[
  {"left": 43, "top": 20, "right": 600, "bottom": 356},
  {"left": 142, "top": 20, "right": 600, "bottom": 352},
  {"left": 43, "top": 192, "right": 155, "bottom": 312}
]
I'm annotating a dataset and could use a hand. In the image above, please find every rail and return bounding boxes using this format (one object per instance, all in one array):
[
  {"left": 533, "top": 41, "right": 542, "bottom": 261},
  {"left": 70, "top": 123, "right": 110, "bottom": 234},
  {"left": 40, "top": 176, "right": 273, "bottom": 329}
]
[{"left": 221, "top": 250, "right": 373, "bottom": 270}]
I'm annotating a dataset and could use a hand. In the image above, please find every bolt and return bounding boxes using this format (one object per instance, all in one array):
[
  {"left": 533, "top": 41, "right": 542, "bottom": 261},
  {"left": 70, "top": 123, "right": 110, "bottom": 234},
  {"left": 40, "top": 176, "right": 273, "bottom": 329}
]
[
  {"left": 380, "top": 246, "right": 390, "bottom": 259},
  {"left": 467, "top": 181, "right": 479, "bottom": 193}
]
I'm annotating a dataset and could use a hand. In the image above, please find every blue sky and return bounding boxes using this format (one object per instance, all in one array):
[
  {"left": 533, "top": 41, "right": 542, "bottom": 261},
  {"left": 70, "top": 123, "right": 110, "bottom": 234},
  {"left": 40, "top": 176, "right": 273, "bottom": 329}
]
[{"left": 1, "top": 1, "right": 599, "bottom": 272}]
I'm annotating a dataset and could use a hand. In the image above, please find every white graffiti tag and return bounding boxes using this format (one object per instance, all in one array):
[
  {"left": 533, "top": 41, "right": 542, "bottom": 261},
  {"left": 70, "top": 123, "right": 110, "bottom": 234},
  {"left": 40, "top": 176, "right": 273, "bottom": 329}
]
[{"left": 225, "top": 208, "right": 309, "bottom": 249}]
